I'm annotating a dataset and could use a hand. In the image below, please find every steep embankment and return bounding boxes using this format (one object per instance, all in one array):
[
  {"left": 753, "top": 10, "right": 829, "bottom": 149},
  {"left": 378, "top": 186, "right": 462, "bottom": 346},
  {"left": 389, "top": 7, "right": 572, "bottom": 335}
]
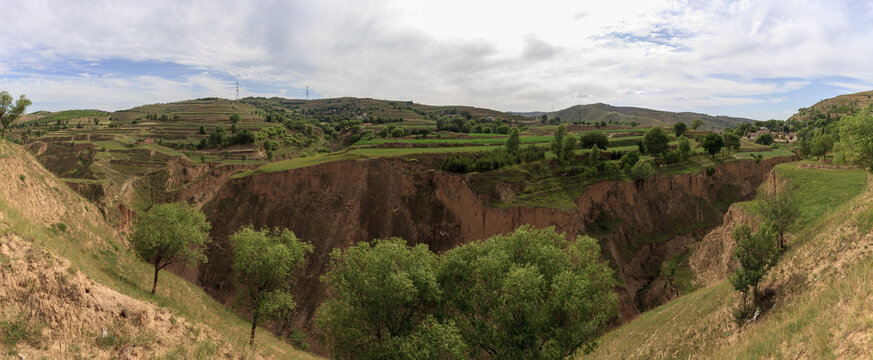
[
  {"left": 202, "top": 156, "right": 792, "bottom": 341},
  {"left": 584, "top": 163, "right": 872, "bottom": 359},
  {"left": 0, "top": 142, "right": 317, "bottom": 359}
]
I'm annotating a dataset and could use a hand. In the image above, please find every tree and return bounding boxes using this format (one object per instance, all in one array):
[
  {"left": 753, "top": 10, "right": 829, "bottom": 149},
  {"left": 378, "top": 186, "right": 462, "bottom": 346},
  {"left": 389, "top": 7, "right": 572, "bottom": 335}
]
[
  {"left": 628, "top": 160, "right": 655, "bottom": 181},
  {"left": 505, "top": 127, "right": 520, "bottom": 155},
  {"left": 702, "top": 133, "right": 724, "bottom": 158},
  {"left": 561, "top": 135, "right": 578, "bottom": 164},
  {"left": 835, "top": 107, "right": 873, "bottom": 170},
  {"left": 755, "top": 133, "right": 774, "bottom": 145},
  {"left": 438, "top": 226, "right": 618, "bottom": 359},
  {"left": 691, "top": 119, "right": 704, "bottom": 130},
  {"left": 730, "top": 223, "right": 778, "bottom": 312},
  {"left": 642, "top": 127, "right": 669, "bottom": 158},
  {"left": 230, "top": 113, "right": 242, "bottom": 123},
  {"left": 722, "top": 132, "right": 740, "bottom": 156},
  {"left": 550, "top": 125, "right": 566, "bottom": 159},
  {"left": 677, "top": 135, "right": 691, "bottom": 156},
  {"left": 579, "top": 132, "right": 608, "bottom": 150},
  {"left": 0, "top": 91, "right": 32, "bottom": 139},
  {"left": 231, "top": 123, "right": 238, "bottom": 134},
  {"left": 589, "top": 144, "right": 602, "bottom": 168},
  {"left": 620, "top": 150, "right": 640, "bottom": 169},
  {"left": 810, "top": 133, "right": 835, "bottom": 160},
  {"left": 317, "top": 238, "right": 466, "bottom": 360},
  {"left": 199, "top": 125, "right": 206, "bottom": 135},
  {"left": 130, "top": 203, "right": 211, "bottom": 295},
  {"left": 540, "top": 114, "right": 548, "bottom": 124},
  {"left": 759, "top": 184, "right": 798, "bottom": 249},
  {"left": 673, "top": 122, "right": 687, "bottom": 137},
  {"left": 232, "top": 226, "right": 313, "bottom": 346}
]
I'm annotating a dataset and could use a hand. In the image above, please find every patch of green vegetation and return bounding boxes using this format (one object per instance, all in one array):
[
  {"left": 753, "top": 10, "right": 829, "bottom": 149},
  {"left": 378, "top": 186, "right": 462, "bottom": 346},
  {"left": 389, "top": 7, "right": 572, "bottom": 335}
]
[
  {"left": 773, "top": 163, "right": 866, "bottom": 232},
  {"left": 39, "top": 109, "right": 109, "bottom": 122},
  {"left": 662, "top": 249, "right": 697, "bottom": 295},
  {"left": 1, "top": 313, "right": 42, "bottom": 348}
]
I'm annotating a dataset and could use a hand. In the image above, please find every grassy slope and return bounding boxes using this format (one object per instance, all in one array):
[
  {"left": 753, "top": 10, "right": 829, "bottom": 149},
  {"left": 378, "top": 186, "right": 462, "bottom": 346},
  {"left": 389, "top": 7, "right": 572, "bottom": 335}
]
[
  {"left": 583, "top": 162, "right": 870, "bottom": 359},
  {"left": 0, "top": 142, "right": 319, "bottom": 359}
]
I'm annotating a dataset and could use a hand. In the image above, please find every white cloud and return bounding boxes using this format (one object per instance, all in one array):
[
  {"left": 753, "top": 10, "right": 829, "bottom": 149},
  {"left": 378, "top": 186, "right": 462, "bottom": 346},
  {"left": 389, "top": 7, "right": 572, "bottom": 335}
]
[{"left": 2, "top": 0, "right": 873, "bottom": 118}]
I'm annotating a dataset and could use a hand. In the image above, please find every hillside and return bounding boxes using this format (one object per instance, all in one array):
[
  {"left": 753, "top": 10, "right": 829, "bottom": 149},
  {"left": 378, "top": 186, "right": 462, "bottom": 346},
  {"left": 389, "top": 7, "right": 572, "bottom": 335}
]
[
  {"left": 583, "top": 163, "right": 873, "bottom": 359},
  {"left": 0, "top": 141, "right": 319, "bottom": 359},
  {"left": 788, "top": 89, "right": 873, "bottom": 123},
  {"left": 544, "top": 103, "right": 754, "bottom": 129}
]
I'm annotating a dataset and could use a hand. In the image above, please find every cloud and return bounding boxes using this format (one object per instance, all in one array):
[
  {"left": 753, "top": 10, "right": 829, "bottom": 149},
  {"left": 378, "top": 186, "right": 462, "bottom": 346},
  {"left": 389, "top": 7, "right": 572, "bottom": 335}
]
[{"left": 2, "top": 0, "right": 873, "bottom": 119}]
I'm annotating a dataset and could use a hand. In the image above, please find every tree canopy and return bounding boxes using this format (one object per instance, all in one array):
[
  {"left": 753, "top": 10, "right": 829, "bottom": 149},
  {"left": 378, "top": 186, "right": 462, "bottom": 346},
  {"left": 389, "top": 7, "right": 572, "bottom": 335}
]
[
  {"left": 0, "top": 91, "right": 32, "bottom": 138},
  {"left": 835, "top": 107, "right": 873, "bottom": 170},
  {"left": 232, "top": 226, "right": 313, "bottom": 345},
  {"left": 730, "top": 223, "right": 779, "bottom": 310},
  {"left": 317, "top": 226, "right": 619, "bottom": 360},
  {"left": 317, "top": 238, "right": 465, "bottom": 360},
  {"left": 701, "top": 133, "right": 724, "bottom": 158},
  {"left": 642, "top": 127, "right": 669, "bottom": 157},
  {"left": 579, "top": 132, "right": 608, "bottom": 150},
  {"left": 691, "top": 119, "right": 704, "bottom": 130},
  {"left": 130, "top": 202, "right": 211, "bottom": 295},
  {"left": 673, "top": 122, "right": 687, "bottom": 137},
  {"left": 505, "top": 127, "right": 521, "bottom": 155}
]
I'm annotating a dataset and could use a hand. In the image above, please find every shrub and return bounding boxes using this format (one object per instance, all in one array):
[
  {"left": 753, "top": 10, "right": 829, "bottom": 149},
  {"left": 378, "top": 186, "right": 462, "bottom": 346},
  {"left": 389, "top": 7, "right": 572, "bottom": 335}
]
[
  {"left": 620, "top": 151, "right": 640, "bottom": 169},
  {"left": 442, "top": 155, "right": 474, "bottom": 173},
  {"left": 662, "top": 149, "right": 682, "bottom": 165},
  {"left": 628, "top": 160, "right": 655, "bottom": 181},
  {"left": 579, "top": 132, "right": 609, "bottom": 150}
]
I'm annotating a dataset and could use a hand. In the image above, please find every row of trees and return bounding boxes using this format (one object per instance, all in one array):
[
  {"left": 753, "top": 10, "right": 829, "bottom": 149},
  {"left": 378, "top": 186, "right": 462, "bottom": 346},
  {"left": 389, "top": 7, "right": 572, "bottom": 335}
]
[
  {"left": 317, "top": 226, "right": 619, "bottom": 360},
  {"left": 130, "top": 203, "right": 312, "bottom": 346}
]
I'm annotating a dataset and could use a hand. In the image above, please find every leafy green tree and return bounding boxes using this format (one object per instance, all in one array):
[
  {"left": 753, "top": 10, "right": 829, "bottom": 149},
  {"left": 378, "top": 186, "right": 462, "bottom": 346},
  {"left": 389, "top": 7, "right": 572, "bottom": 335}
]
[
  {"left": 730, "top": 223, "right": 778, "bottom": 310},
  {"left": 232, "top": 226, "right": 313, "bottom": 345},
  {"left": 628, "top": 160, "right": 655, "bottom": 181},
  {"left": 505, "top": 127, "right": 521, "bottom": 155},
  {"left": 677, "top": 135, "right": 691, "bottom": 156},
  {"left": 0, "top": 91, "right": 32, "bottom": 138},
  {"left": 810, "top": 133, "right": 835, "bottom": 160},
  {"left": 438, "top": 226, "right": 618, "bottom": 359},
  {"left": 589, "top": 144, "right": 602, "bottom": 168},
  {"left": 130, "top": 203, "right": 211, "bottom": 295},
  {"left": 231, "top": 123, "right": 238, "bottom": 134},
  {"left": 673, "top": 122, "right": 687, "bottom": 137},
  {"left": 579, "top": 132, "right": 608, "bottom": 150},
  {"left": 755, "top": 133, "right": 774, "bottom": 145},
  {"left": 835, "top": 107, "right": 873, "bottom": 170},
  {"left": 702, "top": 133, "right": 724, "bottom": 158},
  {"left": 199, "top": 125, "right": 206, "bottom": 135},
  {"left": 230, "top": 113, "right": 242, "bottom": 123},
  {"left": 561, "top": 135, "right": 578, "bottom": 164},
  {"left": 550, "top": 125, "right": 566, "bottom": 160},
  {"left": 317, "top": 238, "right": 465, "bottom": 360},
  {"left": 759, "top": 185, "right": 798, "bottom": 249},
  {"left": 620, "top": 150, "right": 640, "bottom": 169},
  {"left": 691, "top": 119, "right": 704, "bottom": 130},
  {"left": 642, "top": 127, "right": 669, "bottom": 158},
  {"left": 722, "top": 132, "right": 740, "bottom": 156}
]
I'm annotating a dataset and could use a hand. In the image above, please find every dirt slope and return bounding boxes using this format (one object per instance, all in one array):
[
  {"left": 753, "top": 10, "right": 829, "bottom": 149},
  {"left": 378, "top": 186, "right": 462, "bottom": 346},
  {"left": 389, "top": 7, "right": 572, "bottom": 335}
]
[
  {"left": 0, "top": 141, "right": 318, "bottom": 359},
  {"left": 201, "top": 155, "right": 793, "bottom": 347}
]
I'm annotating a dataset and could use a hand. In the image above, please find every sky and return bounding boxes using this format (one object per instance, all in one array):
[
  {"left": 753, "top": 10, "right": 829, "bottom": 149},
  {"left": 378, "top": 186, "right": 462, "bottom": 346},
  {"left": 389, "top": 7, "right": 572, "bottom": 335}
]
[{"left": 2, "top": 0, "right": 873, "bottom": 120}]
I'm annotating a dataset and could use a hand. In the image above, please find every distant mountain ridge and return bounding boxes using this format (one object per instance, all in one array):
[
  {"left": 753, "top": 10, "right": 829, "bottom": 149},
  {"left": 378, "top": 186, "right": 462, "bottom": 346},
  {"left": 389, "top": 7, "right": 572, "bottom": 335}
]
[{"left": 525, "top": 103, "right": 755, "bottom": 130}]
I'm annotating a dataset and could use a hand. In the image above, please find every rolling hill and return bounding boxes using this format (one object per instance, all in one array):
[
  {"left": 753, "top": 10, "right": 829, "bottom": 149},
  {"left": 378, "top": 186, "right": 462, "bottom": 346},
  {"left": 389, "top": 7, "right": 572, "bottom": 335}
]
[
  {"left": 542, "top": 103, "right": 754, "bottom": 129},
  {"left": 788, "top": 89, "right": 873, "bottom": 123}
]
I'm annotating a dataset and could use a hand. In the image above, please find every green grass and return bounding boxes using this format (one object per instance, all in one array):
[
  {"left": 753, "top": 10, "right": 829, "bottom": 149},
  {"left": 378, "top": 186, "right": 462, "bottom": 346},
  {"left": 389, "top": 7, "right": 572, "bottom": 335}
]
[{"left": 585, "top": 161, "right": 870, "bottom": 360}]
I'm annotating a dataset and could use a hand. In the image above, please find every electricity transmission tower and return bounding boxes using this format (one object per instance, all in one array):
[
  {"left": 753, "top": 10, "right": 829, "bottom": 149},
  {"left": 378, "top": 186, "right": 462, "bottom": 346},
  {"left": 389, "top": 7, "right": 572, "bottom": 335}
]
[
  {"left": 235, "top": 82, "right": 240, "bottom": 100},
  {"left": 306, "top": 86, "right": 309, "bottom": 100}
]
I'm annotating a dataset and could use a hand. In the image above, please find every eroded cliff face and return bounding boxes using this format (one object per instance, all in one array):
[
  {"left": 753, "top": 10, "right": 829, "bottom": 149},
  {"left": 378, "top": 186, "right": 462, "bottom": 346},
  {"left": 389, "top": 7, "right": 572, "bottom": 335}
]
[{"left": 200, "top": 156, "right": 793, "bottom": 339}]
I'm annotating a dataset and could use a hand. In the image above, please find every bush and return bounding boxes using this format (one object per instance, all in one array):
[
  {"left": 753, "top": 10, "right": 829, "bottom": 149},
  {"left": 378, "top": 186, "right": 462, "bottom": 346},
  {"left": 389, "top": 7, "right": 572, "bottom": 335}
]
[
  {"left": 620, "top": 151, "right": 640, "bottom": 169},
  {"left": 628, "top": 160, "right": 655, "bottom": 181},
  {"left": 662, "top": 149, "right": 682, "bottom": 165},
  {"left": 442, "top": 155, "right": 474, "bottom": 173},
  {"left": 706, "top": 165, "right": 716, "bottom": 176},
  {"left": 579, "top": 132, "right": 608, "bottom": 150}
]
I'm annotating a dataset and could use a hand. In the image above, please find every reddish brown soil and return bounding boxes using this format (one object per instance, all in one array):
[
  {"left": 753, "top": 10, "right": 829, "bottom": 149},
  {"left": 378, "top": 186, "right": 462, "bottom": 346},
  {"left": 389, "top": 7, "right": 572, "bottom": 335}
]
[{"left": 199, "top": 156, "right": 793, "bottom": 348}]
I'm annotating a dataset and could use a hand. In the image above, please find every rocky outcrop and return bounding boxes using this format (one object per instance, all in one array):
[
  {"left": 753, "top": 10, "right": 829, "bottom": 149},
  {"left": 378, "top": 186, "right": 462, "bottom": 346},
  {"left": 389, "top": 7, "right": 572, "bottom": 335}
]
[{"left": 200, "top": 156, "right": 793, "bottom": 341}]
